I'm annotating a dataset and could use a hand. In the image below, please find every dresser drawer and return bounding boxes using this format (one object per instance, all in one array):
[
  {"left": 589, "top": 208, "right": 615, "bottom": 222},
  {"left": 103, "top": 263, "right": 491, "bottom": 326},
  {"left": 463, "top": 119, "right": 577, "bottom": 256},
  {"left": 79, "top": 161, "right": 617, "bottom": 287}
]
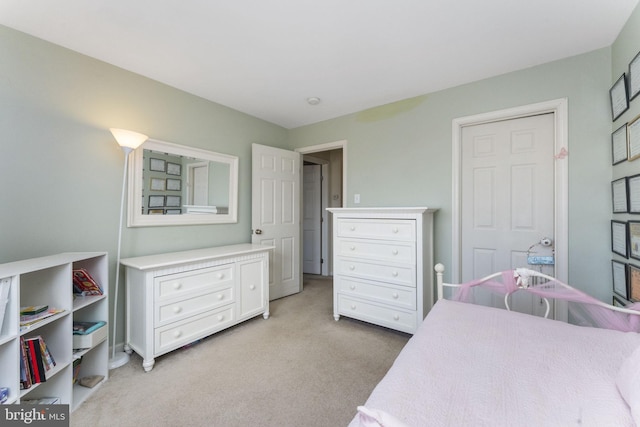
[
  {"left": 337, "top": 218, "right": 415, "bottom": 242},
  {"left": 155, "top": 286, "right": 234, "bottom": 326},
  {"left": 336, "top": 277, "right": 416, "bottom": 310},
  {"left": 155, "top": 306, "right": 235, "bottom": 355},
  {"left": 337, "top": 295, "right": 416, "bottom": 333},
  {"left": 336, "top": 258, "right": 415, "bottom": 287},
  {"left": 336, "top": 238, "right": 415, "bottom": 264},
  {"left": 154, "top": 265, "right": 234, "bottom": 301}
]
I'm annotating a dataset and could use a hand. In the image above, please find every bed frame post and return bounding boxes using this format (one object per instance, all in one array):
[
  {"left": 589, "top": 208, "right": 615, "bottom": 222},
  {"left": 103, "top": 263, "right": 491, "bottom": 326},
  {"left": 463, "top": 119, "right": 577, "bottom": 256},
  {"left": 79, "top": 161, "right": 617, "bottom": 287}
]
[{"left": 434, "top": 263, "right": 445, "bottom": 301}]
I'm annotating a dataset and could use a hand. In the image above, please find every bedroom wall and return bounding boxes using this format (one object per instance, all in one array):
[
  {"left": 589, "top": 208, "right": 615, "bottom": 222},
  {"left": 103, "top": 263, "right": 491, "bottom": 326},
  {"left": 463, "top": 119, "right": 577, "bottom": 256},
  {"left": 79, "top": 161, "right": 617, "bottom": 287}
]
[
  {"left": 0, "top": 25, "right": 288, "bottom": 344},
  {"left": 611, "top": 4, "right": 640, "bottom": 300},
  {"left": 287, "top": 47, "right": 614, "bottom": 301}
]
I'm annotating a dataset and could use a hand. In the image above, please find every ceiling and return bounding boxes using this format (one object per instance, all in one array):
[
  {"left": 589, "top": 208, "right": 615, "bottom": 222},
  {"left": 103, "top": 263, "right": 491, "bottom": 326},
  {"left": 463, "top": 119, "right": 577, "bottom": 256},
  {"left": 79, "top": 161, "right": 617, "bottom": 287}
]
[{"left": 0, "top": 0, "right": 638, "bottom": 129}]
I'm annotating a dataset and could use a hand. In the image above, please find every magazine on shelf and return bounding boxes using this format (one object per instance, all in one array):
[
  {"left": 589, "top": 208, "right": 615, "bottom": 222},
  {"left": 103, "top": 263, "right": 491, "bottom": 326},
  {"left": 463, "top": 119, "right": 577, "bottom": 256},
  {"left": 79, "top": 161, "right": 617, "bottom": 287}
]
[{"left": 19, "top": 308, "right": 65, "bottom": 329}]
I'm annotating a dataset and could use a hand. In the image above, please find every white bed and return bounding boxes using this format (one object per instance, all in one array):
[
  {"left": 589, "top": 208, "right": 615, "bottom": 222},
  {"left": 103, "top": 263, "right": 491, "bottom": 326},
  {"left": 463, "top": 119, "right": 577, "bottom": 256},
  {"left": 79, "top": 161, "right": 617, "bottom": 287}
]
[{"left": 349, "top": 265, "right": 640, "bottom": 427}]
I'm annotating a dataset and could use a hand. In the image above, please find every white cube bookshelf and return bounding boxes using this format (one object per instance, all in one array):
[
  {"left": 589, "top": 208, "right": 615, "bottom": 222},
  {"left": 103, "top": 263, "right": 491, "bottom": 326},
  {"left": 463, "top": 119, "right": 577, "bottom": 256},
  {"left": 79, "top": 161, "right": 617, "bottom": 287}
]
[{"left": 0, "top": 252, "right": 108, "bottom": 411}]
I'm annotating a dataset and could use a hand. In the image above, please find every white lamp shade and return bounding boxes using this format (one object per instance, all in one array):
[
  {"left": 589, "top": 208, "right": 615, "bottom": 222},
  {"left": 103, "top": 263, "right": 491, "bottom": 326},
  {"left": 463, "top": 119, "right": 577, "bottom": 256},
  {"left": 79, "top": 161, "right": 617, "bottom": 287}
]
[{"left": 110, "top": 128, "right": 148, "bottom": 150}]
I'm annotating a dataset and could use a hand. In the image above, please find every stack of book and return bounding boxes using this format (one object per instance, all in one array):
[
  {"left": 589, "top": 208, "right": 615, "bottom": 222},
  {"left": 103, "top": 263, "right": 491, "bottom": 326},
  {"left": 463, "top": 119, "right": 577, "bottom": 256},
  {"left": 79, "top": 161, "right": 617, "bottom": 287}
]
[
  {"left": 20, "top": 336, "right": 56, "bottom": 389},
  {"left": 72, "top": 269, "right": 102, "bottom": 296},
  {"left": 20, "top": 305, "right": 64, "bottom": 330}
]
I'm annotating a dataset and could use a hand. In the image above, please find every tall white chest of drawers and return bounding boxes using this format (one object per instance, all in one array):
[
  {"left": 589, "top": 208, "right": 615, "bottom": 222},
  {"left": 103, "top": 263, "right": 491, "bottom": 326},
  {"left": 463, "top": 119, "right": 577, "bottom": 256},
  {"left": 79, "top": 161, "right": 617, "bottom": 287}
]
[
  {"left": 327, "top": 207, "right": 437, "bottom": 334},
  {"left": 120, "top": 244, "right": 272, "bottom": 371}
]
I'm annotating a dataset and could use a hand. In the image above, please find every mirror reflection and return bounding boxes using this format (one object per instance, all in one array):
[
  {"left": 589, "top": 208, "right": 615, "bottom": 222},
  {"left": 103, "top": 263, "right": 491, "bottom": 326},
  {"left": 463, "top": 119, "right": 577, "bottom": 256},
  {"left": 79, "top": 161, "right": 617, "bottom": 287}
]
[
  {"left": 142, "top": 149, "right": 230, "bottom": 215},
  {"left": 128, "top": 139, "right": 238, "bottom": 227}
]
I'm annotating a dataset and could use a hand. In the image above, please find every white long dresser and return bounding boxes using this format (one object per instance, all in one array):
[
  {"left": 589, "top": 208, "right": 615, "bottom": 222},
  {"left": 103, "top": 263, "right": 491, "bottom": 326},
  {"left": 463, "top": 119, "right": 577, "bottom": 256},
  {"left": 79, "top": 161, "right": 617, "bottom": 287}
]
[
  {"left": 120, "top": 244, "right": 272, "bottom": 371},
  {"left": 327, "top": 207, "right": 437, "bottom": 334}
]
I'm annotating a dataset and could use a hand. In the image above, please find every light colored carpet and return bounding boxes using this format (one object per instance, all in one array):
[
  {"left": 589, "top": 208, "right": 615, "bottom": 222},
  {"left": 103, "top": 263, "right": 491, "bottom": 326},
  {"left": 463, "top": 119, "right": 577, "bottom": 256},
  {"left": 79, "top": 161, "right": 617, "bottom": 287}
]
[{"left": 71, "top": 275, "right": 410, "bottom": 427}]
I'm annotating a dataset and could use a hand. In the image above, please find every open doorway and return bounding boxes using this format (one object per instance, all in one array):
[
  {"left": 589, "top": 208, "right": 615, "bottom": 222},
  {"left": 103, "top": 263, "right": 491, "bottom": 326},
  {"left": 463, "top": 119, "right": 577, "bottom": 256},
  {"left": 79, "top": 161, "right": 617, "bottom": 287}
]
[{"left": 297, "top": 140, "right": 346, "bottom": 278}]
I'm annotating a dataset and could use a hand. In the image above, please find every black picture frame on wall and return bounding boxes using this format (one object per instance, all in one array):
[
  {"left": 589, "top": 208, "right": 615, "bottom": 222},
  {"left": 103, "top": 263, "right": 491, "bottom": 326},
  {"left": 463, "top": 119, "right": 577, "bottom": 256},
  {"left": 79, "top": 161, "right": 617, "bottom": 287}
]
[
  {"left": 612, "top": 220, "right": 628, "bottom": 258},
  {"left": 629, "top": 49, "right": 640, "bottom": 101},
  {"left": 612, "top": 123, "right": 628, "bottom": 164},
  {"left": 612, "top": 177, "right": 628, "bottom": 213},
  {"left": 612, "top": 259, "right": 628, "bottom": 299},
  {"left": 610, "top": 73, "right": 629, "bottom": 121}
]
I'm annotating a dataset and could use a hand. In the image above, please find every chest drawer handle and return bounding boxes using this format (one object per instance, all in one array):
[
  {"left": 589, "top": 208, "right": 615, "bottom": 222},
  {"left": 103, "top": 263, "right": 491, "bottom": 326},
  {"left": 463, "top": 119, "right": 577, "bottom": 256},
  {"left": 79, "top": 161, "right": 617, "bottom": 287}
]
[
  {"left": 350, "top": 304, "right": 356, "bottom": 310},
  {"left": 173, "top": 282, "right": 182, "bottom": 290},
  {"left": 392, "top": 249, "right": 398, "bottom": 255},
  {"left": 392, "top": 292, "right": 399, "bottom": 299},
  {"left": 392, "top": 271, "right": 399, "bottom": 277},
  {"left": 217, "top": 294, "right": 224, "bottom": 300},
  {"left": 349, "top": 285, "right": 356, "bottom": 290},
  {"left": 172, "top": 306, "right": 182, "bottom": 314},
  {"left": 217, "top": 314, "right": 225, "bottom": 322},
  {"left": 392, "top": 227, "right": 399, "bottom": 233},
  {"left": 249, "top": 284, "right": 256, "bottom": 290},
  {"left": 349, "top": 245, "right": 356, "bottom": 251},
  {"left": 173, "top": 330, "right": 182, "bottom": 338},
  {"left": 349, "top": 265, "right": 355, "bottom": 271},
  {"left": 217, "top": 273, "right": 225, "bottom": 279},
  {"left": 350, "top": 226, "right": 356, "bottom": 231},
  {"left": 393, "top": 314, "right": 400, "bottom": 321}
]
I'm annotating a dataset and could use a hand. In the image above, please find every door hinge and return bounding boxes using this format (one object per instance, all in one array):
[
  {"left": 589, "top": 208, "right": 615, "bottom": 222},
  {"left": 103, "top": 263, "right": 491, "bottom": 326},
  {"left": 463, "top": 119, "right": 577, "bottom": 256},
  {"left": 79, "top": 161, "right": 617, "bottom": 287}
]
[{"left": 321, "top": 258, "right": 324, "bottom": 264}]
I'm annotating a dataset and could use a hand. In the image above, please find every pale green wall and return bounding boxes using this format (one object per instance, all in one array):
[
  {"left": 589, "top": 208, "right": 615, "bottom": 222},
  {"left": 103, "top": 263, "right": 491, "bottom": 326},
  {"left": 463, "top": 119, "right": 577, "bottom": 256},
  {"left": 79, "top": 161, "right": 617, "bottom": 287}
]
[
  {"left": 288, "top": 48, "right": 614, "bottom": 301},
  {"left": 0, "top": 25, "right": 288, "bottom": 345},
  {"left": 2, "top": 6, "right": 639, "bottom": 347},
  {"left": 611, "top": 5, "right": 640, "bottom": 300}
]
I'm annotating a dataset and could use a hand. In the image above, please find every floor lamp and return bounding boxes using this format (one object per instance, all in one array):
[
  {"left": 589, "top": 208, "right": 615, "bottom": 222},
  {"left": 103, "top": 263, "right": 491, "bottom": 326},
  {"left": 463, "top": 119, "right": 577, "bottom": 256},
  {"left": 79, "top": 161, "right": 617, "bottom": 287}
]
[{"left": 109, "top": 128, "right": 148, "bottom": 369}]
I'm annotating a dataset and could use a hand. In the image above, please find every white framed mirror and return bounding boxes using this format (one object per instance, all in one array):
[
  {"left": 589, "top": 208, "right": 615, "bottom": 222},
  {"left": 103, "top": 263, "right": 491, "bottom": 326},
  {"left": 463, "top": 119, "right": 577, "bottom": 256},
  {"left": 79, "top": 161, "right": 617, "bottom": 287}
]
[{"left": 127, "top": 138, "right": 238, "bottom": 226}]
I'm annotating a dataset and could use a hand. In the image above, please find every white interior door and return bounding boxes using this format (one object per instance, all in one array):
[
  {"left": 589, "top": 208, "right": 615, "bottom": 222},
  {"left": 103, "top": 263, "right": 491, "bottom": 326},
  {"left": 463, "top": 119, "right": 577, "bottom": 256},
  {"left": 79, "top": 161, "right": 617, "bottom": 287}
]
[
  {"left": 252, "top": 144, "right": 301, "bottom": 300},
  {"left": 303, "top": 164, "right": 322, "bottom": 274},
  {"left": 461, "top": 113, "right": 555, "bottom": 315}
]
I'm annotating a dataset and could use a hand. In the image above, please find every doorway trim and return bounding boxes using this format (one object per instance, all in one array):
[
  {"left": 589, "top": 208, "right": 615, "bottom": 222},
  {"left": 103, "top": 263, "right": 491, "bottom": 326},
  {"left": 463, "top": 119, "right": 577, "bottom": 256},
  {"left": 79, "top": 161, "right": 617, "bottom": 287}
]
[{"left": 451, "top": 98, "right": 568, "bottom": 285}]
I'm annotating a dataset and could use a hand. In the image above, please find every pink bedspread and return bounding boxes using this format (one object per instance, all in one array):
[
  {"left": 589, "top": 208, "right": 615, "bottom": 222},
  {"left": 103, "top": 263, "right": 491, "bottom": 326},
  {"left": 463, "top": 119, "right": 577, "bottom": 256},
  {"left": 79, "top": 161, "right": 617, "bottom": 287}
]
[{"left": 349, "top": 299, "right": 640, "bottom": 427}]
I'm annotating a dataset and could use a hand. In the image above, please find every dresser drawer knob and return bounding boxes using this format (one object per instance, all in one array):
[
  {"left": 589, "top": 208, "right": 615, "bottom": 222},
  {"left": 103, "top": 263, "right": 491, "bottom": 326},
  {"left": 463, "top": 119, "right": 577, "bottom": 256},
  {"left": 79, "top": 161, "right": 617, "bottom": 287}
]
[
  {"left": 350, "top": 226, "right": 356, "bottom": 231},
  {"left": 392, "top": 292, "right": 399, "bottom": 299},
  {"left": 350, "top": 304, "right": 356, "bottom": 310},
  {"left": 349, "top": 245, "right": 356, "bottom": 251},
  {"left": 217, "top": 294, "right": 224, "bottom": 300},
  {"left": 217, "top": 273, "right": 225, "bottom": 279},
  {"left": 174, "top": 330, "right": 182, "bottom": 338},
  {"left": 393, "top": 314, "right": 400, "bottom": 321},
  {"left": 173, "top": 282, "right": 182, "bottom": 290},
  {"left": 392, "top": 271, "right": 399, "bottom": 277},
  {"left": 349, "top": 285, "right": 356, "bottom": 290},
  {"left": 249, "top": 284, "right": 256, "bottom": 290},
  {"left": 349, "top": 265, "right": 355, "bottom": 271},
  {"left": 217, "top": 314, "right": 225, "bottom": 321},
  {"left": 392, "top": 249, "right": 398, "bottom": 255},
  {"left": 173, "top": 306, "right": 182, "bottom": 313},
  {"left": 392, "top": 227, "right": 399, "bottom": 233}
]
